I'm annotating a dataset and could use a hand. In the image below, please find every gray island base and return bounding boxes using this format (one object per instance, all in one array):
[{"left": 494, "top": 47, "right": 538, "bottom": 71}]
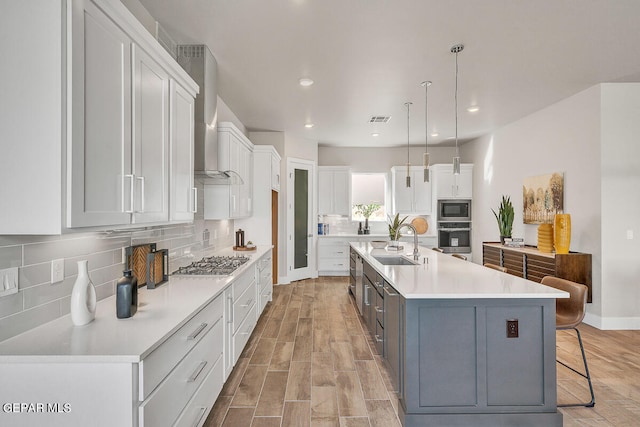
[{"left": 349, "top": 242, "right": 566, "bottom": 427}]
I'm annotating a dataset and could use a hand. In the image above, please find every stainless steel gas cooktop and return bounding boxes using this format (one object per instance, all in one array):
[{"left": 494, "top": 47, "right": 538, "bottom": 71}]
[{"left": 172, "top": 255, "right": 250, "bottom": 276}]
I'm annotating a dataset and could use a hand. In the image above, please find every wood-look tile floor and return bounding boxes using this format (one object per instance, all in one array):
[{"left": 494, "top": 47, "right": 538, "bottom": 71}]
[{"left": 205, "top": 276, "right": 640, "bottom": 427}]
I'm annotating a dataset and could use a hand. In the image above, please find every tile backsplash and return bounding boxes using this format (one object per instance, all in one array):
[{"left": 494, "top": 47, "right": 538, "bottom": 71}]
[{"left": 0, "top": 219, "right": 233, "bottom": 342}]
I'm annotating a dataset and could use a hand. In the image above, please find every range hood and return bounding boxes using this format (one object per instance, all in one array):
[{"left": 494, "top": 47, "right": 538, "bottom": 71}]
[{"left": 177, "top": 45, "right": 242, "bottom": 185}]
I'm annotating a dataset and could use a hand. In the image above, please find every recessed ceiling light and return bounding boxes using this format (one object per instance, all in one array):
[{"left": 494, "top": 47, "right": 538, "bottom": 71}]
[
  {"left": 304, "top": 123, "right": 314, "bottom": 128},
  {"left": 430, "top": 132, "right": 439, "bottom": 137},
  {"left": 371, "top": 133, "right": 380, "bottom": 137},
  {"left": 466, "top": 105, "right": 480, "bottom": 113},
  {"left": 299, "top": 78, "right": 314, "bottom": 87}
]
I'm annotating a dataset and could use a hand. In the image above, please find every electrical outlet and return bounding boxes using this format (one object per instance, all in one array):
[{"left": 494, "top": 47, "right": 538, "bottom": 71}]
[
  {"left": 506, "top": 319, "right": 519, "bottom": 338},
  {"left": 0, "top": 267, "right": 19, "bottom": 297},
  {"left": 51, "top": 258, "right": 64, "bottom": 284}
]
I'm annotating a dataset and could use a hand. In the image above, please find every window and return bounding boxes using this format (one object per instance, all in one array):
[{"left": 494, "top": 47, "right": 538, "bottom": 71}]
[{"left": 351, "top": 173, "right": 387, "bottom": 221}]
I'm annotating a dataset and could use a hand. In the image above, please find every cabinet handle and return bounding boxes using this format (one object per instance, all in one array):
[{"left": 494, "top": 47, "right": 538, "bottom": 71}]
[
  {"left": 240, "top": 325, "right": 253, "bottom": 335},
  {"left": 136, "top": 176, "right": 145, "bottom": 213},
  {"left": 241, "top": 298, "right": 254, "bottom": 308},
  {"left": 227, "top": 296, "right": 234, "bottom": 324},
  {"left": 364, "top": 284, "right": 370, "bottom": 305},
  {"left": 124, "top": 174, "right": 135, "bottom": 213},
  {"left": 187, "top": 323, "right": 208, "bottom": 340},
  {"left": 383, "top": 286, "right": 398, "bottom": 297},
  {"left": 191, "top": 187, "right": 198, "bottom": 213},
  {"left": 335, "top": 251, "right": 344, "bottom": 254},
  {"left": 191, "top": 406, "right": 208, "bottom": 427},
  {"left": 375, "top": 306, "right": 384, "bottom": 313},
  {"left": 375, "top": 334, "right": 383, "bottom": 343},
  {"left": 187, "top": 361, "right": 208, "bottom": 382}
]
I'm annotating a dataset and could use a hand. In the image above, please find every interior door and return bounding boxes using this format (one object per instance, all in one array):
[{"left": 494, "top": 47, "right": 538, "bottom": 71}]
[{"left": 287, "top": 158, "right": 315, "bottom": 281}]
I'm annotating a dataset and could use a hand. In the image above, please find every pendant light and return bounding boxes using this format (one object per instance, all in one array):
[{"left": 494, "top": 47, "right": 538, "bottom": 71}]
[
  {"left": 421, "top": 81, "right": 432, "bottom": 182},
  {"left": 451, "top": 43, "right": 464, "bottom": 175},
  {"left": 404, "top": 102, "right": 412, "bottom": 187}
]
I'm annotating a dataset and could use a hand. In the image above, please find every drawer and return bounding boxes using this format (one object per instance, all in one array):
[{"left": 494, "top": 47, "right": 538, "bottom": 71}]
[
  {"left": 258, "top": 255, "right": 272, "bottom": 272},
  {"left": 233, "top": 269, "right": 255, "bottom": 303},
  {"left": 318, "top": 244, "right": 349, "bottom": 258},
  {"left": 233, "top": 302, "right": 257, "bottom": 365},
  {"left": 139, "top": 315, "right": 223, "bottom": 427},
  {"left": 318, "top": 257, "right": 349, "bottom": 271},
  {"left": 173, "top": 351, "right": 224, "bottom": 427},
  {"left": 259, "top": 266, "right": 271, "bottom": 286},
  {"left": 233, "top": 282, "right": 256, "bottom": 333},
  {"left": 141, "top": 293, "right": 224, "bottom": 400},
  {"left": 260, "top": 286, "right": 272, "bottom": 314}
]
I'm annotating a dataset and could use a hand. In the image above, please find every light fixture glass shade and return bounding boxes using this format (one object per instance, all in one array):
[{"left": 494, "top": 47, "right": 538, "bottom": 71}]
[
  {"left": 423, "top": 152, "right": 430, "bottom": 182},
  {"left": 406, "top": 163, "right": 411, "bottom": 188},
  {"left": 453, "top": 156, "right": 461, "bottom": 175}
]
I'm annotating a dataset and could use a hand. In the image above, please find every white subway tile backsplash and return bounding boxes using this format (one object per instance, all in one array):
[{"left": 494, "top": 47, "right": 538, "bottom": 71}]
[
  {"left": 0, "top": 291, "right": 23, "bottom": 319},
  {"left": 0, "top": 301, "right": 60, "bottom": 342},
  {"left": 0, "top": 245, "right": 22, "bottom": 269},
  {"left": 0, "top": 219, "right": 234, "bottom": 342},
  {"left": 18, "top": 262, "right": 51, "bottom": 289}
]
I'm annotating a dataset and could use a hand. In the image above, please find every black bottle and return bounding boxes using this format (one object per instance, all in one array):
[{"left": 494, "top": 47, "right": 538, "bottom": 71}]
[{"left": 116, "top": 270, "right": 138, "bottom": 319}]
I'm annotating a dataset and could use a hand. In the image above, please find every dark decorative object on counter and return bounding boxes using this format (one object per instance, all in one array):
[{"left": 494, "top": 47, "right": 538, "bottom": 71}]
[
  {"left": 235, "top": 229, "right": 245, "bottom": 247},
  {"left": 116, "top": 270, "right": 138, "bottom": 319},
  {"left": 146, "top": 249, "right": 168, "bottom": 289},
  {"left": 358, "top": 222, "right": 364, "bottom": 235},
  {"left": 364, "top": 218, "right": 370, "bottom": 234}
]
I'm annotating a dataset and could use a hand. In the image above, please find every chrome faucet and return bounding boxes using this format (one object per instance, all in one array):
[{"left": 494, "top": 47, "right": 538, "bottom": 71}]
[{"left": 394, "top": 223, "right": 420, "bottom": 260}]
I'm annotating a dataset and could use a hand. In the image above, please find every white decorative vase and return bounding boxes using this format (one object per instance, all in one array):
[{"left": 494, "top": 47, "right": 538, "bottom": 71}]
[{"left": 70, "top": 260, "right": 97, "bottom": 326}]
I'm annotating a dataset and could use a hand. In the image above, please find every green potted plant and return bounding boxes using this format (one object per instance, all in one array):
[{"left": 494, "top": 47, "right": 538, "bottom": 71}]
[
  {"left": 387, "top": 213, "right": 408, "bottom": 247},
  {"left": 354, "top": 202, "right": 380, "bottom": 234},
  {"left": 492, "top": 195, "right": 515, "bottom": 244}
]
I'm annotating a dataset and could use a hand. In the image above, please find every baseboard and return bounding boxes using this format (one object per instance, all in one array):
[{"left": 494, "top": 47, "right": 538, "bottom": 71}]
[{"left": 583, "top": 312, "right": 640, "bottom": 330}]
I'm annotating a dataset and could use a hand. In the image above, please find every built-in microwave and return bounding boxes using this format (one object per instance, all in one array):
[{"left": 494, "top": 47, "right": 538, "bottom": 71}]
[{"left": 438, "top": 199, "right": 471, "bottom": 221}]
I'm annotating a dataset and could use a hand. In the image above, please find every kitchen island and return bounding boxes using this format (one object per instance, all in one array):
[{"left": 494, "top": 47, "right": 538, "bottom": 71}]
[{"left": 349, "top": 241, "right": 567, "bottom": 427}]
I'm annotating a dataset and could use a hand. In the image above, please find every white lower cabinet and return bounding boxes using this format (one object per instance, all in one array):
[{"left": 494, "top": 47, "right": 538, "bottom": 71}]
[
  {"left": 318, "top": 239, "right": 350, "bottom": 275},
  {"left": 0, "top": 249, "right": 271, "bottom": 427}
]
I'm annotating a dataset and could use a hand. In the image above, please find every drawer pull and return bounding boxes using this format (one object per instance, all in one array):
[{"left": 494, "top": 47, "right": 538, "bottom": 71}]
[
  {"left": 375, "top": 334, "right": 383, "bottom": 343},
  {"left": 240, "top": 325, "right": 253, "bottom": 335},
  {"left": 227, "top": 296, "right": 234, "bottom": 324},
  {"left": 188, "top": 361, "right": 208, "bottom": 383},
  {"left": 383, "top": 286, "right": 398, "bottom": 297},
  {"left": 241, "top": 298, "right": 254, "bottom": 308},
  {"left": 187, "top": 323, "right": 208, "bottom": 340},
  {"left": 191, "top": 406, "right": 208, "bottom": 427},
  {"left": 375, "top": 306, "right": 384, "bottom": 313}
]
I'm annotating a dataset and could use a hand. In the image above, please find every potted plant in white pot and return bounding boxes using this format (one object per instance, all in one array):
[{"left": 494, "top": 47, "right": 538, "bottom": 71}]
[{"left": 492, "top": 195, "right": 514, "bottom": 244}]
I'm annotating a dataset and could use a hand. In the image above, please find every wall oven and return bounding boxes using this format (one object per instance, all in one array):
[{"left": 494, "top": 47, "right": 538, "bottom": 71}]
[
  {"left": 437, "top": 221, "right": 471, "bottom": 253},
  {"left": 437, "top": 199, "right": 471, "bottom": 222}
]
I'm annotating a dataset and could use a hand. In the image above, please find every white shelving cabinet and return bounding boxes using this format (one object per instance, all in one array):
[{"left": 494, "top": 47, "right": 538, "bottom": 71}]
[
  {"left": 318, "top": 167, "right": 351, "bottom": 216},
  {"left": 390, "top": 166, "right": 433, "bottom": 215},
  {"left": 433, "top": 163, "right": 473, "bottom": 199}
]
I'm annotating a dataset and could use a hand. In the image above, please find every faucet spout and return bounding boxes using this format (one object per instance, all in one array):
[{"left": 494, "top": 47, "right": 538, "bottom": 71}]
[{"left": 394, "top": 223, "right": 420, "bottom": 260}]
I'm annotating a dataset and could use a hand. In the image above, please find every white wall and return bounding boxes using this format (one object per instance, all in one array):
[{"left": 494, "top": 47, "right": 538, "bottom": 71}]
[
  {"left": 318, "top": 146, "right": 455, "bottom": 171},
  {"left": 600, "top": 83, "right": 640, "bottom": 328},
  {"left": 464, "top": 83, "right": 640, "bottom": 329}
]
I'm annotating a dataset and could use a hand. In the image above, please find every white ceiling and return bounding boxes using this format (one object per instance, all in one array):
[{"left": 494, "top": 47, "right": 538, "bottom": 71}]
[{"left": 139, "top": 0, "right": 640, "bottom": 148}]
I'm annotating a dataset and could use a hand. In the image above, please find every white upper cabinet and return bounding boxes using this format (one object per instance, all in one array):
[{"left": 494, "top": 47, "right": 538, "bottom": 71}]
[
  {"left": 204, "top": 122, "right": 254, "bottom": 219},
  {"left": 68, "top": 0, "right": 133, "bottom": 227},
  {"left": 271, "top": 151, "right": 281, "bottom": 191},
  {"left": 169, "top": 81, "right": 197, "bottom": 221},
  {"left": 433, "top": 163, "right": 473, "bottom": 199},
  {"left": 0, "top": 0, "right": 198, "bottom": 234},
  {"left": 131, "top": 46, "right": 170, "bottom": 224},
  {"left": 391, "top": 166, "right": 432, "bottom": 215},
  {"left": 318, "top": 167, "right": 351, "bottom": 216}
]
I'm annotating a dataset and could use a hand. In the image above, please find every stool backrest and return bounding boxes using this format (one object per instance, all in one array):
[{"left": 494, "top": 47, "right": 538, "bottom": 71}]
[
  {"left": 541, "top": 276, "right": 588, "bottom": 329},
  {"left": 484, "top": 263, "right": 507, "bottom": 273},
  {"left": 452, "top": 254, "right": 467, "bottom": 261},
  {"left": 432, "top": 247, "right": 444, "bottom": 253}
]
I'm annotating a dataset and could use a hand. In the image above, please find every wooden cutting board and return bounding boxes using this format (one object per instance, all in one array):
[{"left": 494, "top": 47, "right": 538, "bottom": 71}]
[
  {"left": 411, "top": 217, "right": 428, "bottom": 234},
  {"left": 126, "top": 243, "right": 156, "bottom": 287}
]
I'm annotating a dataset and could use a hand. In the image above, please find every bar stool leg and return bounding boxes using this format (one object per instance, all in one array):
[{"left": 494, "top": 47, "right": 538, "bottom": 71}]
[{"left": 557, "top": 327, "right": 595, "bottom": 408}]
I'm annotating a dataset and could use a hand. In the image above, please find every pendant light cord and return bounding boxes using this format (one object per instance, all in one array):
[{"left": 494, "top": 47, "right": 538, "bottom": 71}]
[{"left": 455, "top": 49, "right": 459, "bottom": 157}]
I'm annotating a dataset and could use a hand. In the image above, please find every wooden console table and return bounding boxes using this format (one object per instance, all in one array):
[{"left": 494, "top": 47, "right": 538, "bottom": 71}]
[{"left": 482, "top": 242, "right": 592, "bottom": 302}]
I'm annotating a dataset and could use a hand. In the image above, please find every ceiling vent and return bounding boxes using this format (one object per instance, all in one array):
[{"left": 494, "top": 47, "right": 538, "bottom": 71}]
[{"left": 369, "top": 116, "right": 391, "bottom": 123}]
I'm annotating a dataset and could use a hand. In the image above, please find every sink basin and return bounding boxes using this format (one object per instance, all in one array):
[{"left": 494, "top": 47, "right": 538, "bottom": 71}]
[{"left": 373, "top": 255, "right": 419, "bottom": 266}]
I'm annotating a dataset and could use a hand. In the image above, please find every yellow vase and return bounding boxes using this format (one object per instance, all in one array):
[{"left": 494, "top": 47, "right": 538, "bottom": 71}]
[
  {"left": 537, "top": 223, "right": 554, "bottom": 253},
  {"left": 554, "top": 214, "right": 571, "bottom": 254}
]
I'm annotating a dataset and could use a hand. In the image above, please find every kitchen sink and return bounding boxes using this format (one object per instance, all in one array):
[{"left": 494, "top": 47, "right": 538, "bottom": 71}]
[{"left": 373, "top": 255, "right": 419, "bottom": 266}]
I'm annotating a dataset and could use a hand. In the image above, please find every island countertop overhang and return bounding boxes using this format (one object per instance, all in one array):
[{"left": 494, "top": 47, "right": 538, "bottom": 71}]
[{"left": 349, "top": 241, "right": 569, "bottom": 300}]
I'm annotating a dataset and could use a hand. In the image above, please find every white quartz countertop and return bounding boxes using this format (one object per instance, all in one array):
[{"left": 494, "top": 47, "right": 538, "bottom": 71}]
[
  {"left": 0, "top": 246, "right": 271, "bottom": 363},
  {"left": 350, "top": 242, "right": 568, "bottom": 300},
  {"left": 319, "top": 233, "right": 436, "bottom": 238}
]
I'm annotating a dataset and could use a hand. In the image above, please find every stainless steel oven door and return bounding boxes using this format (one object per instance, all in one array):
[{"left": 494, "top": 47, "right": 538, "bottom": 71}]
[{"left": 438, "top": 225, "right": 471, "bottom": 253}]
